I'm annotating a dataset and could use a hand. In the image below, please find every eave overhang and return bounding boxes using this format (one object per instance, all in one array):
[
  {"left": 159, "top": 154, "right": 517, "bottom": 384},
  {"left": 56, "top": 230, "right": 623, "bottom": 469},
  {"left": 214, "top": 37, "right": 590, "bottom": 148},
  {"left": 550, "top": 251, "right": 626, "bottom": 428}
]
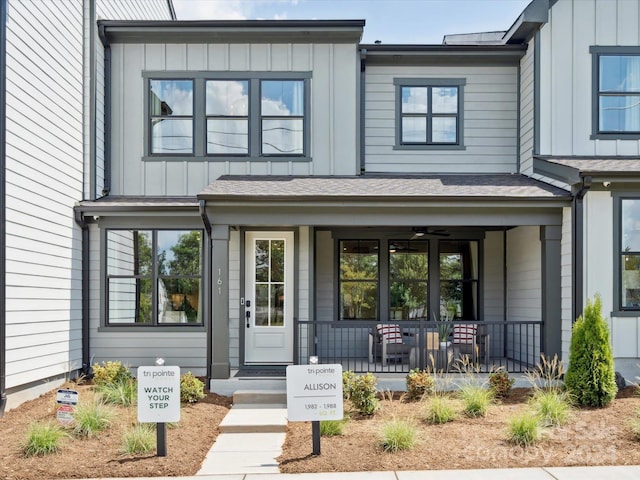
[
  {"left": 98, "top": 19, "right": 365, "bottom": 44},
  {"left": 534, "top": 156, "right": 640, "bottom": 186},
  {"left": 360, "top": 44, "right": 527, "bottom": 65},
  {"left": 502, "top": 0, "right": 550, "bottom": 44},
  {"left": 75, "top": 197, "right": 199, "bottom": 216}
]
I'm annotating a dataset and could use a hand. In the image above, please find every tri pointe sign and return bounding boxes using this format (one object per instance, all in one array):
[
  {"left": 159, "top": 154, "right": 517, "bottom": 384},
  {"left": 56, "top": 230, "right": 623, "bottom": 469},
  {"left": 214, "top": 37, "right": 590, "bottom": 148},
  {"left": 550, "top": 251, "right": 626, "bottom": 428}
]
[{"left": 137, "top": 365, "right": 181, "bottom": 423}]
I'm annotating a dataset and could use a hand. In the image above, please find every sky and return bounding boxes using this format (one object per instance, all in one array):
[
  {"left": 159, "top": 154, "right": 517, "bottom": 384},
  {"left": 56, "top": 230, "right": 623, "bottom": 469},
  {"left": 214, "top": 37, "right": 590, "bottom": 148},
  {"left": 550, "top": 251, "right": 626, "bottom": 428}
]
[{"left": 171, "top": 0, "right": 533, "bottom": 44}]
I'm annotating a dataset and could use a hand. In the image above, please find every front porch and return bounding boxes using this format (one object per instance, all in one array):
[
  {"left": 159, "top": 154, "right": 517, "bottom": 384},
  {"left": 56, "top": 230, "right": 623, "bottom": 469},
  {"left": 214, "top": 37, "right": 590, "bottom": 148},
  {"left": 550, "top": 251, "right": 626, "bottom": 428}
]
[{"left": 295, "top": 319, "right": 543, "bottom": 374}]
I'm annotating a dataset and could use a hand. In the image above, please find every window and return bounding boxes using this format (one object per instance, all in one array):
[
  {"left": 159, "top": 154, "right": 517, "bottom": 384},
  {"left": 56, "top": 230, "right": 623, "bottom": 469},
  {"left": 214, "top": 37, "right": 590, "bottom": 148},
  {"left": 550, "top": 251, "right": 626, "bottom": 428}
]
[
  {"left": 617, "top": 198, "right": 640, "bottom": 311},
  {"left": 106, "top": 229, "right": 203, "bottom": 325},
  {"left": 591, "top": 47, "right": 640, "bottom": 139},
  {"left": 146, "top": 73, "right": 310, "bottom": 160},
  {"left": 394, "top": 78, "right": 465, "bottom": 149},
  {"left": 149, "top": 79, "right": 194, "bottom": 154},
  {"left": 338, "top": 236, "right": 479, "bottom": 322}
]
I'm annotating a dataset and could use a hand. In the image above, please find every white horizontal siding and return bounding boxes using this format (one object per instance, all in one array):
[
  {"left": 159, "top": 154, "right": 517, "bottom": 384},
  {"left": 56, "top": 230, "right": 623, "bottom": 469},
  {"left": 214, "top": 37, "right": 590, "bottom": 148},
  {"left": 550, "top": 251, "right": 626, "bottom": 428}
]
[
  {"left": 109, "top": 42, "right": 359, "bottom": 196},
  {"left": 539, "top": 0, "right": 640, "bottom": 155},
  {"left": 364, "top": 65, "right": 519, "bottom": 174}
]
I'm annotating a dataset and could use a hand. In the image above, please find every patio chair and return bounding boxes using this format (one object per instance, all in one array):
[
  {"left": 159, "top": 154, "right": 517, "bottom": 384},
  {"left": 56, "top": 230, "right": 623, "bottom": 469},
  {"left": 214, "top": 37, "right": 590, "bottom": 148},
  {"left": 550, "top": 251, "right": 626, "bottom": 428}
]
[
  {"left": 452, "top": 323, "right": 490, "bottom": 366},
  {"left": 368, "top": 323, "right": 415, "bottom": 364}
]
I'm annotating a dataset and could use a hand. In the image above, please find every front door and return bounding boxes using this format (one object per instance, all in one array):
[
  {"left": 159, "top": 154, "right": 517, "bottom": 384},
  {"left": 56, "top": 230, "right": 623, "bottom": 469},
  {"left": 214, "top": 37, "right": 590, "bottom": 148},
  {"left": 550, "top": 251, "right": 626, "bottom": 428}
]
[{"left": 244, "top": 231, "right": 294, "bottom": 365}]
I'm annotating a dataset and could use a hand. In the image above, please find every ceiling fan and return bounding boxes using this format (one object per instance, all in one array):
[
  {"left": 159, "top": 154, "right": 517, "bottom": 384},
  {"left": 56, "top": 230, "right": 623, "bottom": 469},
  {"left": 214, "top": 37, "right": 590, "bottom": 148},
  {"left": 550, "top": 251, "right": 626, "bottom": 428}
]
[{"left": 410, "top": 227, "right": 450, "bottom": 240}]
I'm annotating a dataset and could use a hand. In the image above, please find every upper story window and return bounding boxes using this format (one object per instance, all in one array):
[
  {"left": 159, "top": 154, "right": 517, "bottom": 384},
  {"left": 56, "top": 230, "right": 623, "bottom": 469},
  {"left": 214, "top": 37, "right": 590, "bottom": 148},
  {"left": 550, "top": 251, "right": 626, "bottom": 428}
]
[
  {"left": 149, "top": 79, "right": 194, "bottom": 154},
  {"left": 394, "top": 78, "right": 466, "bottom": 150},
  {"left": 591, "top": 47, "right": 640, "bottom": 139},
  {"left": 145, "top": 72, "right": 310, "bottom": 161},
  {"left": 616, "top": 197, "right": 640, "bottom": 313},
  {"left": 106, "top": 229, "right": 203, "bottom": 326}
]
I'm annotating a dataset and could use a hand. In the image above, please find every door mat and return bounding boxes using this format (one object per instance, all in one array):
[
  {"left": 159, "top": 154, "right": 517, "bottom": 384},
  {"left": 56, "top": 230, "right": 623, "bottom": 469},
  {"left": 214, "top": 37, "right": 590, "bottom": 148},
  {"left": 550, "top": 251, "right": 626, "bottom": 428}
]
[{"left": 234, "top": 369, "right": 286, "bottom": 378}]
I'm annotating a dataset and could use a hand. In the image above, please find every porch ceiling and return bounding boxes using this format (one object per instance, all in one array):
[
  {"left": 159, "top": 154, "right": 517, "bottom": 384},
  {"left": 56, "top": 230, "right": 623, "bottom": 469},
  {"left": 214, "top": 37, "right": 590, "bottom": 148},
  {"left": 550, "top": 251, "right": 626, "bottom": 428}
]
[{"left": 534, "top": 156, "right": 640, "bottom": 185}]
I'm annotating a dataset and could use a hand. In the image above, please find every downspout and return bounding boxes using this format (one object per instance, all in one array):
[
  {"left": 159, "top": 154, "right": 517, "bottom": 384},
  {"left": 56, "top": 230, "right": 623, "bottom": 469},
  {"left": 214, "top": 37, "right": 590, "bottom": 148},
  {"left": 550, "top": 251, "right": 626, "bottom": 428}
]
[
  {"left": 97, "top": 24, "right": 111, "bottom": 196},
  {"left": 88, "top": 0, "right": 96, "bottom": 199},
  {"left": 359, "top": 48, "right": 366, "bottom": 175},
  {"left": 74, "top": 209, "right": 91, "bottom": 377},
  {"left": 0, "top": 0, "right": 8, "bottom": 416},
  {"left": 572, "top": 175, "right": 592, "bottom": 322},
  {"left": 199, "top": 200, "right": 212, "bottom": 381}
]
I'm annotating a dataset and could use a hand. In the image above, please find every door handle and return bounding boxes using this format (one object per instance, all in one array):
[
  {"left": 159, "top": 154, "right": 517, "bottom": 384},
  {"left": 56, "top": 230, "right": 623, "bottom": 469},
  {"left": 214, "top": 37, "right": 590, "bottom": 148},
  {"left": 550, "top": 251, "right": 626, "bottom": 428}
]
[{"left": 246, "top": 310, "right": 251, "bottom": 328}]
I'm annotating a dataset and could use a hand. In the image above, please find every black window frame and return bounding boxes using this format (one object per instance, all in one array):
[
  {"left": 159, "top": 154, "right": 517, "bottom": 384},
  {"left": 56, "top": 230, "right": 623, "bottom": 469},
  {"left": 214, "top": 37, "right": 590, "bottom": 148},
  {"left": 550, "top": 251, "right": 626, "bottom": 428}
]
[
  {"left": 148, "top": 78, "right": 195, "bottom": 156},
  {"left": 393, "top": 78, "right": 466, "bottom": 150},
  {"left": 105, "top": 228, "right": 204, "bottom": 327},
  {"left": 614, "top": 194, "right": 640, "bottom": 315},
  {"left": 143, "top": 72, "right": 311, "bottom": 162},
  {"left": 590, "top": 46, "right": 640, "bottom": 140}
]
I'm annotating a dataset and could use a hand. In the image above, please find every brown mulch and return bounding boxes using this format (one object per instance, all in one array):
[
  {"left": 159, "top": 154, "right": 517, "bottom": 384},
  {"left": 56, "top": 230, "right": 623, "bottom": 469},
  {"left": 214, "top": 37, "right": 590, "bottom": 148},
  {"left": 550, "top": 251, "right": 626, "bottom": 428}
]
[
  {"left": 2, "top": 383, "right": 639, "bottom": 478},
  {"left": 278, "top": 387, "right": 640, "bottom": 473}
]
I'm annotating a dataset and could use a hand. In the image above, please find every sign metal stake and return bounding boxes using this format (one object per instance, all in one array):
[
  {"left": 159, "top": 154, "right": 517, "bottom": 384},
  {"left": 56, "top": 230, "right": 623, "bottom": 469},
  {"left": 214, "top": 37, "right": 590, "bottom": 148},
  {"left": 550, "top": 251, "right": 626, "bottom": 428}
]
[
  {"left": 312, "top": 420, "right": 321, "bottom": 455},
  {"left": 157, "top": 422, "right": 167, "bottom": 457}
]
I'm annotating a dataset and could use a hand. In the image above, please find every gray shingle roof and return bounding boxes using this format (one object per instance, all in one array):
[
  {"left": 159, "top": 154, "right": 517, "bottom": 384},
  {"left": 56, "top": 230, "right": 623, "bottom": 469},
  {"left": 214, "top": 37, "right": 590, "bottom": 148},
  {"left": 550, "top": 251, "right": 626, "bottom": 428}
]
[
  {"left": 537, "top": 157, "right": 640, "bottom": 173},
  {"left": 198, "top": 174, "right": 570, "bottom": 200}
]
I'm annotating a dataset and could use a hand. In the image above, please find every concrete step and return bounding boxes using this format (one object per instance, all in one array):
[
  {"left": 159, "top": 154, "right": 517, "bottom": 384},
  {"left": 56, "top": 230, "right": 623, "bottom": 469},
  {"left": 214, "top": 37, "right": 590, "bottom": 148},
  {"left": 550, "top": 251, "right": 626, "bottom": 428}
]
[
  {"left": 219, "top": 407, "right": 288, "bottom": 433},
  {"left": 233, "top": 389, "right": 287, "bottom": 406}
]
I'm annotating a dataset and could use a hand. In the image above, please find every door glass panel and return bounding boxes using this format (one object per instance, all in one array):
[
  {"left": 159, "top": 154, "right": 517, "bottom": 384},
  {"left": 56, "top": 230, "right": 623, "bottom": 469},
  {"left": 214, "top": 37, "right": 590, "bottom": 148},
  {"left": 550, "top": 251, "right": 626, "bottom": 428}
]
[
  {"left": 255, "top": 284, "right": 269, "bottom": 326},
  {"left": 389, "top": 240, "right": 428, "bottom": 320},
  {"left": 440, "top": 241, "right": 478, "bottom": 320},
  {"left": 254, "top": 238, "right": 286, "bottom": 327},
  {"left": 255, "top": 240, "right": 269, "bottom": 282}
]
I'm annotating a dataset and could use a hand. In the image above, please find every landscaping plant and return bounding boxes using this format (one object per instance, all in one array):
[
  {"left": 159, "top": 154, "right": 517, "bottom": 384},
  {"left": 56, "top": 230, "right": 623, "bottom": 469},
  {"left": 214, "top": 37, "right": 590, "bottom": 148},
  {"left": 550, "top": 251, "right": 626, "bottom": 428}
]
[
  {"left": 96, "top": 377, "right": 137, "bottom": 406},
  {"left": 23, "top": 421, "right": 68, "bottom": 457},
  {"left": 423, "top": 395, "right": 457, "bottom": 424},
  {"left": 380, "top": 417, "right": 417, "bottom": 452},
  {"left": 121, "top": 423, "right": 155, "bottom": 454},
  {"left": 72, "top": 399, "right": 114, "bottom": 438},
  {"left": 459, "top": 384, "right": 493, "bottom": 417},
  {"left": 488, "top": 368, "right": 514, "bottom": 399},
  {"left": 406, "top": 368, "right": 434, "bottom": 401},
  {"left": 507, "top": 412, "right": 542, "bottom": 447},
  {"left": 92, "top": 361, "right": 132, "bottom": 387},
  {"left": 564, "top": 295, "right": 618, "bottom": 407},
  {"left": 629, "top": 408, "right": 640, "bottom": 441},
  {"left": 180, "top": 372, "right": 205, "bottom": 403},
  {"left": 320, "top": 419, "right": 347, "bottom": 436},
  {"left": 342, "top": 371, "right": 378, "bottom": 415},
  {"left": 530, "top": 389, "right": 572, "bottom": 427}
]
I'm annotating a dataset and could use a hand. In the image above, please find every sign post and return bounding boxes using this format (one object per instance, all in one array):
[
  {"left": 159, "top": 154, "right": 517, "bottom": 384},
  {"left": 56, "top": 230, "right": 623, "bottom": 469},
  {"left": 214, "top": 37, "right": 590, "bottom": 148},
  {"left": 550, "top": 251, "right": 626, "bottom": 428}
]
[
  {"left": 286, "top": 364, "right": 343, "bottom": 455},
  {"left": 137, "top": 365, "right": 180, "bottom": 457}
]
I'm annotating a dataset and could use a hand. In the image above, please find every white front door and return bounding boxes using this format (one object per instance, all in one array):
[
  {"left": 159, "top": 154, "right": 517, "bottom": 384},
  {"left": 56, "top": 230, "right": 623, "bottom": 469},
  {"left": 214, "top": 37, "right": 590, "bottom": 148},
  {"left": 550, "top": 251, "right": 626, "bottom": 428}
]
[{"left": 244, "top": 231, "right": 294, "bottom": 365}]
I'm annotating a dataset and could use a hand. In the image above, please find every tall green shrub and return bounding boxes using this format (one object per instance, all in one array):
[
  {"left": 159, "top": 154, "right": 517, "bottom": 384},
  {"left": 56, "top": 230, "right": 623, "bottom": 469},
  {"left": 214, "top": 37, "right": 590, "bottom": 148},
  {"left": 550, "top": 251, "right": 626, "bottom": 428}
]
[{"left": 564, "top": 296, "right": 617, "bottom": 407}]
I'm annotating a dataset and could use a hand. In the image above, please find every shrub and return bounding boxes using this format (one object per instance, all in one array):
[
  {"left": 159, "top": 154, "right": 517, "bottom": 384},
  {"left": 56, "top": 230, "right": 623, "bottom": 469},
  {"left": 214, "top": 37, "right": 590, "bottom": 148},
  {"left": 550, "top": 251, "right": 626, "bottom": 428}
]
[
  {"left": 530, "top": 390, "right": 572, "bottom": 427},
  {"left": 423, "top": 395, "right": 457, "bottom": 424},
  {"left": 320, "top": 419, "right": 346, "bottom": 436},
  {"left": 92, "top": 361, "right": 132, "bottom": 387},
  {"left": 406, "top": 368, "right": 435, "bottom": 401},
  {"left": 96, "top": 378, "right": 137, "bottom": 407},
  {"left": 629, "top": 409, "right": 640, "bottom": 441},
  {"left": 564, "top": 296, "right": 618, "bottom": 407},
  {"left": 380, "top": 418, "right": 417, "bottom": 452},
  {"left": 489, "top": 368, "right": 514, "bottom": 399},
  {"left": 121, "top": 424, "right": 155, "bottom": 454},
  {"left": 507, "top": 412, "right": 542, "bottom": 447},
  {"left": 342, "top": 372, "right": 378, "bottom": 415},
  {"left": 72, "top": 400, "right": 114, "bottom": 437},
  {"left": 342, "top": 370, "right": 357, "bottom": 400},
  {"left": 459, "top": 384, "right": 493, "bottom": 417},
  {"left": 180, "top": 372, "right": 205, "bottom": 404},
  {"left": 23, "top": 421, "right": 67, "bottom": 457}
]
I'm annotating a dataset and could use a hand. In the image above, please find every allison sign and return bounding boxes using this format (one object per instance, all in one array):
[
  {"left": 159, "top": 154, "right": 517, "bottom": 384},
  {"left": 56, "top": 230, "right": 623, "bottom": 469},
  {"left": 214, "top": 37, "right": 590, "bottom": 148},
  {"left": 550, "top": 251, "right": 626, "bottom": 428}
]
[
  {"left": 286, "top": 364, "right": 343, "bottom": 421},
  {"left": 137, "top": 365, "right": 181, "bottom": 423}
]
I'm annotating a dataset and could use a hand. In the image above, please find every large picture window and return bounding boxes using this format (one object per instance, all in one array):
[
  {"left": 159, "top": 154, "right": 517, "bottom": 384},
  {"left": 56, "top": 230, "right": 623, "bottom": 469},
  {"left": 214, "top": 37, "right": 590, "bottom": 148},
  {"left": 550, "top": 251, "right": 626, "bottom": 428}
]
[
  {"left": 146, "top": 73, "right": 310, "bottom": 160},
  {"left": 440, "top": 241, "right": 478, "bottom": 321},
  {"left": 106, "top": 229, "right": 203, "bottom": 325},
  {"left": 619, "top": 198, "right": 640, "bottom": 310},
  {"left": 591, "top": 47, "right": 640, "bottom": 139},
  {"left": 394, "top": 78, "right": 465, "bottom": 149},
  {"left": 389, "top": 240, "right": 429, "bottom": 320},
  {"left": 339, "top": 240, "right": 379, "bottom": 320}
]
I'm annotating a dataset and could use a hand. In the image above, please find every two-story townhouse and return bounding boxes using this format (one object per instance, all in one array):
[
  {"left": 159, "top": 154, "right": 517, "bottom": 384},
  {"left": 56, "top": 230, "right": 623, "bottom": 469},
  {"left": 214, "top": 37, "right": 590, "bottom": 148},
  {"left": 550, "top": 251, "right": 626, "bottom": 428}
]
[
  {"left": 0, "top": 0, "right": 175, "bottom": 415},
  {"left": 75, "top": 2, "right": 575, "bottom": 386}
]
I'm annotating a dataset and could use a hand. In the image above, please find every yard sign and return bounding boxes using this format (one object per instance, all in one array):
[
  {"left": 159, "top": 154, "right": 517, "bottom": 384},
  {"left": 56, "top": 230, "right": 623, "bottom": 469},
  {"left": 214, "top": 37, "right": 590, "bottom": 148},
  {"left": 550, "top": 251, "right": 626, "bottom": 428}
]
[{"left": 286, "top": 364, "right": 343, "bottom": 421}]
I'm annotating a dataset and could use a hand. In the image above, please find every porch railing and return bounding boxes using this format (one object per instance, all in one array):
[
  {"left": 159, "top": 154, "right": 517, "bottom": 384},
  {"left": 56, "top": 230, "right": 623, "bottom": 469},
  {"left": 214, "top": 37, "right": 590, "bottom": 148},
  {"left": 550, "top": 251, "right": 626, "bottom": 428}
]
[{"left": 294, "top": 319, "right": 544, "bottom": 374}]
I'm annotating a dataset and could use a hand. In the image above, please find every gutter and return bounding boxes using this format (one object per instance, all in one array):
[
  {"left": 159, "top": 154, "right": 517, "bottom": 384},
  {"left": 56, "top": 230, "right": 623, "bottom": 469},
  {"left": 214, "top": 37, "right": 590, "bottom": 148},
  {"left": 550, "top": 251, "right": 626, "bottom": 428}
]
[
  {"left": 74, "top": 208, "right": 92, "bottom": 377},
  {"left": 0, "top": 0, "right": 7, "bottom": 416},
  {"left": 88, "top": 0, "right": 96, "bottom": 199},
  {"left": 199, "top": 200, "right": 212, "bottom": 382},
  {"left": 572, "top": 175, "right": 592, "bottom": 322},
  {"left": 97, "top": 24, "right": 111, "bottom": 196}
]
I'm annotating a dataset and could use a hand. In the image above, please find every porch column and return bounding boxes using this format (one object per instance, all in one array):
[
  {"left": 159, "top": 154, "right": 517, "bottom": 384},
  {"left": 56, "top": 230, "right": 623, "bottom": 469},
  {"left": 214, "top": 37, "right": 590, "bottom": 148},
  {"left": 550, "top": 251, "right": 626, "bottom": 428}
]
[
  {"left": 541, "top": 225, "right": 562, "bottom": 359},
  {"left": 211, "top": 224, "right": 230, "bottom": 379}
]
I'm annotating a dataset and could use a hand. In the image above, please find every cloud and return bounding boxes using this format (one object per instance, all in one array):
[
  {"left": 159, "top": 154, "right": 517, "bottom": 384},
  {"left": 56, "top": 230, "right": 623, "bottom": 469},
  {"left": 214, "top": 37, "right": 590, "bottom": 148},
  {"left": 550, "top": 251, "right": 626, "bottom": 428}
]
[{"left": 172, "top": 0, "right": 249, "bottom": 20}]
